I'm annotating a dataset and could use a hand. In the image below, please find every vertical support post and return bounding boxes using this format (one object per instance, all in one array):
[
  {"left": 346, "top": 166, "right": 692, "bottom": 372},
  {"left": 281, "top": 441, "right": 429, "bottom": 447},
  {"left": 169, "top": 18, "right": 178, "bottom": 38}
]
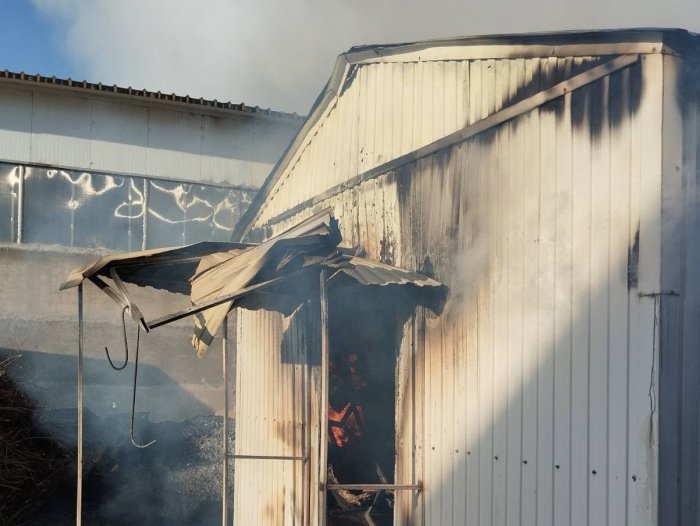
[
  {"left": 141, "top": 179, "right": 149, "bottom": 251},
  {"left": 304, "top": 300, "right": 312, "bottom": 525},
  {"left": 318, "top": 270, "right": 329, "bottom": 526},
  {"left": 222, "top": 314, "right": 229, "bottom": 526},
  {"left": 16, "top": 165, "right": 24, "bottom": 244},
  {"left": 76, "top": 284, "right": 84, "bottom": 526}
]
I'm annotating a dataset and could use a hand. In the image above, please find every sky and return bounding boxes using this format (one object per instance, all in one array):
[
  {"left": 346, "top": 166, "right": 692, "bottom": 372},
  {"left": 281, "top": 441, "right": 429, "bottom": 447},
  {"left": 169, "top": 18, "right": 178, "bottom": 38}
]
[{"left": 1, "top": 0, "right": 700, "bottom": 114}]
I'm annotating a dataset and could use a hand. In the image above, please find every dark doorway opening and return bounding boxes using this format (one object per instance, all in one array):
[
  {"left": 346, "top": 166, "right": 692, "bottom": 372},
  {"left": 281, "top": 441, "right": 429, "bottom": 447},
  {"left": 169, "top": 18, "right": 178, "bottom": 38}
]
[{"left": 325, "top": 288, "right": 403, "bottom": 526}]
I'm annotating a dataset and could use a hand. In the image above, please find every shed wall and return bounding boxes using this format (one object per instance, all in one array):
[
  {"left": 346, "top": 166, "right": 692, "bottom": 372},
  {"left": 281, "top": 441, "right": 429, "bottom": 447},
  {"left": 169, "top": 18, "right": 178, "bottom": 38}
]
[{"left": 244, "top": 52, "right": 665, "bottom": 525}]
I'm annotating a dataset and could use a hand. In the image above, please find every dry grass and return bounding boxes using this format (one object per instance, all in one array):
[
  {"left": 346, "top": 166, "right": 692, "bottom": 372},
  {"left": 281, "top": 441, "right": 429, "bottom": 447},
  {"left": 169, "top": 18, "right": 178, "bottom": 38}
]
[{"left": 0, "top": 354, "right": 73, "bottom": 526}]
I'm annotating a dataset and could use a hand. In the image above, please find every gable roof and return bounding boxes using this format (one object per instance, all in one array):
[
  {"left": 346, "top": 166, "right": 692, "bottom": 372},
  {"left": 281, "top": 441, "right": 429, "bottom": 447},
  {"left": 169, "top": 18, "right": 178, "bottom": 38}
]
[{"left": 233, "top": 28, "right": 700, "bottom": 241}]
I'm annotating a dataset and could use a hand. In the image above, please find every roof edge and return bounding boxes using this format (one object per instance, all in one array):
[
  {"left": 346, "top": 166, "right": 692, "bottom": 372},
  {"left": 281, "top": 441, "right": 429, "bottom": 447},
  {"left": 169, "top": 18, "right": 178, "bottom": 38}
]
[
  {"left": 233, "top": 54, "right": 351, "bottom": 240},
  {"left": 0, "top": 70, "right": 305, "bottom": 122},
  {"left": 345, "top": 27, "right": 700, "bottom": 56}
]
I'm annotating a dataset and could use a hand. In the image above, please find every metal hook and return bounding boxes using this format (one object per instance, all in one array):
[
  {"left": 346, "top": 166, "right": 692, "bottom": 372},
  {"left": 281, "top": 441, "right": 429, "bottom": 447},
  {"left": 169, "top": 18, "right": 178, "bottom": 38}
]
[
  {"left": 130, "top": 325, "right": 155, "bottom": 449},
  {"left": 104, "top": 306, "right": 130, "bottom": 370}
]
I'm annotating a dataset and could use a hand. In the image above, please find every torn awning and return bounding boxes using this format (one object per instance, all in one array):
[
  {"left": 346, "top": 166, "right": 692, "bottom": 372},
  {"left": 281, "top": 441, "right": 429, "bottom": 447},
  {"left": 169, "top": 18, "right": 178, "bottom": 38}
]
[{"left": 61, "top": 209, "right": 446, "bottom": 358}]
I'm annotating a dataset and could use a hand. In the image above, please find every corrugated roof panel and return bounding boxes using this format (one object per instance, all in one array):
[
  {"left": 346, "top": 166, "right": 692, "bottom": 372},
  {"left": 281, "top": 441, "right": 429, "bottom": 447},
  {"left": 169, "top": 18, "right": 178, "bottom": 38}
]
[
  {"left": 64, "top": 208, "right": 444, "bottom": 363},
  {"left": 330, "top": 257, "right": 440, "bottom": 288}
]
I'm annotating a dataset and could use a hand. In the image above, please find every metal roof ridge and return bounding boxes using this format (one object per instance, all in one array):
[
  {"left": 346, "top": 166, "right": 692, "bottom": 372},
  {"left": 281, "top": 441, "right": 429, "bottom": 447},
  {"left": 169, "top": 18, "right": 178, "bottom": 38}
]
[{"left": 345, "top": 27, "right": 700, "bottom": 54}]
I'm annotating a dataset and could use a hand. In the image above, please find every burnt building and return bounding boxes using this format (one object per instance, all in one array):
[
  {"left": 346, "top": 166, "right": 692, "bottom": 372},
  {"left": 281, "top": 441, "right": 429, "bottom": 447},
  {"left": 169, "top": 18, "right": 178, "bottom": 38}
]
[{"left": 226, "top": 29, "right": 700, "bottom": 526}]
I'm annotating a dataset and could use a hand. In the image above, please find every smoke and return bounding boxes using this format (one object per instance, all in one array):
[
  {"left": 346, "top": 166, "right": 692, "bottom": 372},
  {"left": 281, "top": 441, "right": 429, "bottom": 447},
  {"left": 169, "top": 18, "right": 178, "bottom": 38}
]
[
  {"left": 31, "top": 0, "right": 700, "bottom": 114},
  {"left": 2, "top": 345, "right": 232, "bottom": 525},
  {"left": 451, "top": 232, "right": 490, "bottom": 311}
]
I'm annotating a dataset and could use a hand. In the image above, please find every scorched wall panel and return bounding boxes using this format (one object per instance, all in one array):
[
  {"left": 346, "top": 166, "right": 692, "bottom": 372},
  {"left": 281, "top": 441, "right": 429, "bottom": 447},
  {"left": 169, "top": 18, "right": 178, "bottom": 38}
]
[
  {"left": 657, "top": 53, "right": 700, "bottom": 526},
  {"left": 251, "top": 53, "right": 663, "bottom": 526},
  {"left": 233, "top": 306, "right": 318, "bottom": 526},
  {"left": 255, "top": 56, "right": 605, "bottom": 227}
]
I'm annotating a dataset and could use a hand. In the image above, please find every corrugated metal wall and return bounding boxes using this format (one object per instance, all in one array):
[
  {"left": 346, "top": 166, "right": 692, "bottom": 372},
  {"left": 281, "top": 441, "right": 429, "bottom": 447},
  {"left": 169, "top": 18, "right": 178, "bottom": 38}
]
[
  {"left": 657, "top": 54, "right": 700, "bottom": 526},
  {"left": 387, "top": 54, "right": 661, "bottom": 526},
  {"left": 234, "top": 305, "right": 320, "bottom": 525},
  {"left": 0, "top": 86, "right": 299, "bottom": 187},
  {"left": 240, "top": 50, "right": 668, "bottom": 526},
  {"left": 255, "top": 56, "right": 605, "bottom": 227}
]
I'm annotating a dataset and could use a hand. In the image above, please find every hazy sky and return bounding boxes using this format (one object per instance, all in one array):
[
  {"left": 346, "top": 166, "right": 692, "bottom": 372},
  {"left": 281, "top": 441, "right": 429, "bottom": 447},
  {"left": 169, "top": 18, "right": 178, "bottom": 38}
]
[{"left": 2, "top": 0, "right": 699, "bottom": 114}]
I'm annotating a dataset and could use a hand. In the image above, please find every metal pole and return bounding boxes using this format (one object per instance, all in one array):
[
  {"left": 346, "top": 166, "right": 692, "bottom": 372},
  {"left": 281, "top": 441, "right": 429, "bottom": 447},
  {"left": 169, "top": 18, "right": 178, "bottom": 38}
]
[
  {"left": 141, "top": 179, "right": 148, "bottom": 251},
  {"left": 222, "top": 314, "right": 229, "bottom": 526},
  {"left": 318, "top": 270, "right": 329, "bottom": 526},
  {"left": 325, "top": 483, "right": 422, "bottom": 491},
  {"left": 231, "top": 454, "right": 307, "bottom": 461},
  {"left": 16, "top": 165, "right": 24, "bottom": 243},
  {"left": 76, "top": 284, "right": 84, "bottom": 526},
  {"left": 304, "top": 301, "right": 312, "bottom": 526}
]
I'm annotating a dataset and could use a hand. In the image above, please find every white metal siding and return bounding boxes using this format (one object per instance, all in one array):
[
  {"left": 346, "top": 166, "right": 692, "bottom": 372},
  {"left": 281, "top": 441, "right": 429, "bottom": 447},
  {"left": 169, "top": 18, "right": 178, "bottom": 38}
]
[
  {"left": 146, "top": 107, "right": 204, "bottom": 181},
  {"left": 0, "top": 87, "right": 300, "bottom": 187},
  {"left": 90, "top": 99, "right": 149, "bottom": 174},
  {"left": 233, "top": 306, "right": 319, "bottom": 526},
  {"left": 201, "top": 116, "right": 288, "bottom": 188},
  {"left": 30, "top": 91, "right": 93, "bottom": 168},
  {"left": 245, "top": 53, "right": 665, "bottom": 525},
  {"left": 0, "top": 86, "right": 32, "bottom": 161},
  {"left": 255, "top": 57, "right": 604, "bottom": 227},
  {"left": 202, "top": 115, "right": 254, "bottom": 185}
]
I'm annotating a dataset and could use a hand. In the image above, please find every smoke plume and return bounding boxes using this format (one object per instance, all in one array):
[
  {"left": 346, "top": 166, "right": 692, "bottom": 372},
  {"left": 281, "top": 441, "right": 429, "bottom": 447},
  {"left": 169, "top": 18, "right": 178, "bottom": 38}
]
[{"left": 31, "top": 0, "right": 700, "bottom": 114}]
